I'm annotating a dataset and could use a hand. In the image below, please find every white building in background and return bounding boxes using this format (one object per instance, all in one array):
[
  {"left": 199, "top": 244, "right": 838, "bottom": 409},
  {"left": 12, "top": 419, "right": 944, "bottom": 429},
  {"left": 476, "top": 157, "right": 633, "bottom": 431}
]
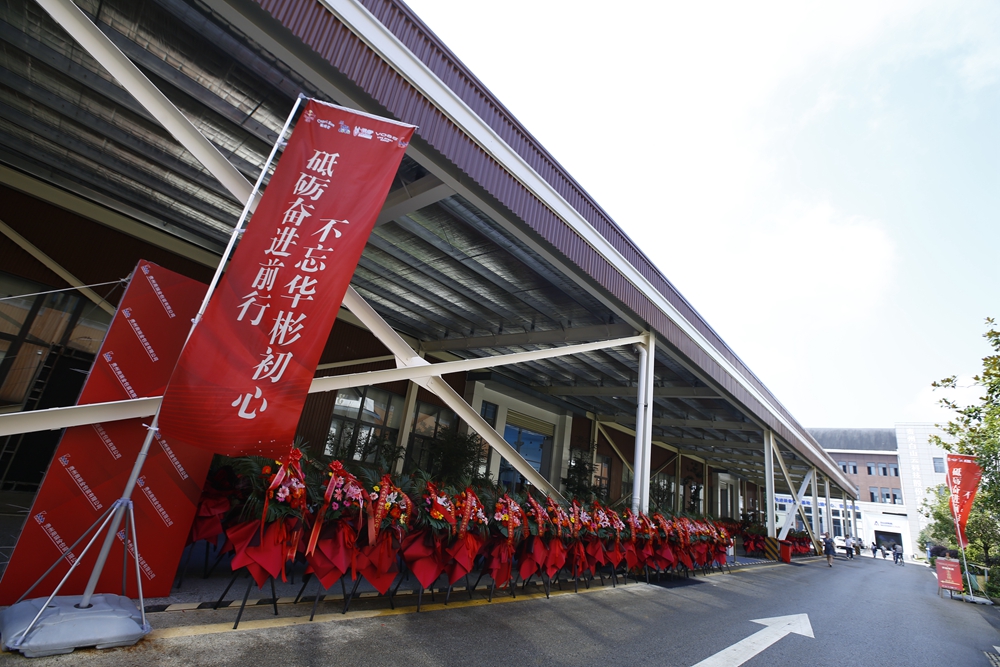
[
  {"left": 895, "top": 423, "right": 951, "bottom": 552},
  {"left": 779, "top": 424, "right": 949, "bottom": 557}
]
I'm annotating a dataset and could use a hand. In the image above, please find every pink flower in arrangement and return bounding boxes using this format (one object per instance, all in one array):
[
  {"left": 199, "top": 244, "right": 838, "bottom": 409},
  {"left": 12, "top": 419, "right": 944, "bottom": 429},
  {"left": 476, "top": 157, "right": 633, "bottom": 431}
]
[
  {"left": 346, "top": 486, "right": 364, "bottom": 501},
  {"left": 276, "top": 486, "right": 289, "bottom": 502},
  {"left": 330, "top": 502, "right": 339, "bottom": 511}
]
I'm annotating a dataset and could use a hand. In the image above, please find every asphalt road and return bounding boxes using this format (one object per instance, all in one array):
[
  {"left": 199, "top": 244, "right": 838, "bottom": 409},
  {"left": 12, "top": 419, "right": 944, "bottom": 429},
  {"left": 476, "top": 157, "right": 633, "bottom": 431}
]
[{"left": 3, "top": 554, "right": 999, "bottom": 666}]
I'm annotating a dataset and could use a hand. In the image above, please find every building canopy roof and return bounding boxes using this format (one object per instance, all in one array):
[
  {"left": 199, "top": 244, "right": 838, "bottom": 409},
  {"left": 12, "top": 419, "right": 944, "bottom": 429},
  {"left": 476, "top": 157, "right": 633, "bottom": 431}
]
[{"left": 0, "top": 0, "right": 855, "bottom": 496}]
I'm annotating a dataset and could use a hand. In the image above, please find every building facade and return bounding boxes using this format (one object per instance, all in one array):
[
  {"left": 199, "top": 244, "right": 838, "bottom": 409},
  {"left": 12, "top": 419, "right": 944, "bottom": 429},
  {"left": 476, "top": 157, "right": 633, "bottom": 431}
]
[{"left": 798, "top": 424, "right": 949, "bottom": 557}]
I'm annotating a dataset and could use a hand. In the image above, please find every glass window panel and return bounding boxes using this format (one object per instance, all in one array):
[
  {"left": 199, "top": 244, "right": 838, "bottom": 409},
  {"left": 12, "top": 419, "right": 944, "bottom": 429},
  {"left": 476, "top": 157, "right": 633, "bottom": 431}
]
[
  {"left": 66, "top": 304, "right": 112, "bottom": 354},
  {"left": 413, "top": 403, "right": 438, "bottom": 436},
  {"left": 437, "top": 408, "right": 454, "bottom": 433},
  {"left": 333, "top": 388, "right": 364, "bottom": 419},
  {"left": 933, "top": 457, "right": 945, "bottom": 473},
  {"left": 361, "top": 387, "right": 389, "bottom": 425},
  {"left": 480, "top": 401, "right": 498, "bottom": 428},
  {"left": 881, "top": 488, "right": 891, "bottom": 503},
  {"left": 867, "top": 463, "right": 876, "bottom": 476},
  {"left": 891, "top": 489, "right": 903, "bottom": 505},
  {"left": 0, "top": 274, "right": 47, "bottom": 337},
  {"left": 28, "top": 293, "right": 78, "bottom": 345},
  {"left": 848, "top": 462, "right": 858, "bottom": 474},
  {"left": 0, "top": 342, "right": 46, "bottom": 404},
  {"left": 385, "top": 394, "right": 405, "bottom": 430},
  {"left": 878, "top": 463, "right": 887, "bottom": 476},
  {"left": 869, "top": 487, "right": 878, "bottom": 502}
]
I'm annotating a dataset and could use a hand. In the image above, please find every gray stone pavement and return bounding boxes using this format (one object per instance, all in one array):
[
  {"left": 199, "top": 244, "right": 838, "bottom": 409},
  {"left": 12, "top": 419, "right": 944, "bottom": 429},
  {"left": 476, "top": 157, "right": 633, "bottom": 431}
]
[{"left": 2, "top": 548, "right": 997, "bottom": 666}]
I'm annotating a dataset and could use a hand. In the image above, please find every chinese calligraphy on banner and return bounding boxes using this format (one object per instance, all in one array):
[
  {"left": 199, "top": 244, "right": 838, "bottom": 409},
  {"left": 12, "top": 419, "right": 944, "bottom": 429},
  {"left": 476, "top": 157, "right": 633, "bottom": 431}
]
[
  {"left": 945, "top": 453, "right": 982, "bottom": 547},
  {"left": 158, "top": 100, "right": 414, "bottom": 456},
  {"left": 0, "top": 262, "right": 210, "bottom": 604}
]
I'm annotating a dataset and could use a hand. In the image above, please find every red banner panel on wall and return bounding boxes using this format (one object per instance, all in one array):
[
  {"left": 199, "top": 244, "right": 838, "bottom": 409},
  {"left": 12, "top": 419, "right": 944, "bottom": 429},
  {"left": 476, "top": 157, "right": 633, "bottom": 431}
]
[
  {"left": 157, "top": 101, "right": 414, "bottom": 457},
  {"left": 0, "top": 261, "right": 210, "bottom": 604},
  {"left": 945, "top": 453, "right": 982, "bottom": 548}
]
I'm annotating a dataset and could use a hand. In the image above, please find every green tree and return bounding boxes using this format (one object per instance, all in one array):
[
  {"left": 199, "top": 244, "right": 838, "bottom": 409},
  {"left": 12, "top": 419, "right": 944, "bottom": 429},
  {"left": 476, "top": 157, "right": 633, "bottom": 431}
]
[
  {"left": 919, "top": 484, "right": 957, "bottom": 550},
  {"left": 931, "top": 318, "right": 1000, "bottom": 499}
]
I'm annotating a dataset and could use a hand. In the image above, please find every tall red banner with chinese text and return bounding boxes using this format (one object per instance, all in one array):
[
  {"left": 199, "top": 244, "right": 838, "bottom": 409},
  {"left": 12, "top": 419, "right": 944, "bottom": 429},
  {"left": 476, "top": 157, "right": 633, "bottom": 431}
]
[
  {"left": 945, "top": 453, "right": 982, "bottom": 547},
  {"left": 158, "top": 101, "right": 414, "bottom": 456},
  {"left": 0, "top": 262, "right": 211, "bottom": 604}
]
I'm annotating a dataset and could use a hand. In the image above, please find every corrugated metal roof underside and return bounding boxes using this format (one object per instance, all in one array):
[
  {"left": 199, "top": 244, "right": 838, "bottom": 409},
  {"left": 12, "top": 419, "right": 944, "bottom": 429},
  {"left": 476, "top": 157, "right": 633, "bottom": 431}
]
[{"left": 0, "top": 0, "right": 823, "bottom": 487}]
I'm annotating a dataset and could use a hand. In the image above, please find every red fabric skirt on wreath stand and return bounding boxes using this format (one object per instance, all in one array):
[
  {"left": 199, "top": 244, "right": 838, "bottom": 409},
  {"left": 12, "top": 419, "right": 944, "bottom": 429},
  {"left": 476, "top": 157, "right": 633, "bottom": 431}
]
[
  {"left": 694, "top": 542, "right": 710, "bottom": 567},
  {"left": 401, "top": 529, "right": 450, "bottom": 590},
  {"left": 653, "top": 540, "right": 676, "bottom": 571},
  {"left": 605, "top": 538, "right": 625, "bottom": 569},
  {"left": 517, "top": 535, "right": 549, "bottom": 582},
  {"left": 226, "top": 520, "right": 289, "bottom": 588},
  {"left": 677, "top": 545, "right": 694, "bottom": 570},
  {"left": 358, "top": 531, "right": 402, "bottom": 595},
  {"left": 305, "top": 520, "right": 358, "bottom": 590},
  {"left": 565, "top": 539, "right": 589, "bottom": 578},
  {"left": 446, "top": 533, "right": 484, "bottom": 585},
  {"left": 583, "top": 536, "right": 607, "bottom": 574},
  {"left": 544, "top": 537, "right": 567, "bottom": 579},
  {"left": 484, "top": 538, "right": 516, "bottom": 588},
  {"left": 623, "top": 540, "right": 640, "bottom": 570},
  {"left": 714, "top": 544, "right": 728, "bottom": 566},
  {"left": 188, "top": 494, "right": 230, "bottom": 545}
]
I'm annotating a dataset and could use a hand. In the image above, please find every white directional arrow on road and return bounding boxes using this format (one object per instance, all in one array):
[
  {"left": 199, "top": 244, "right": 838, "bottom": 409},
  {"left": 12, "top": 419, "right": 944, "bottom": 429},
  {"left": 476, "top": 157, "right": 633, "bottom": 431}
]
[{"left": 692, "top": 614, "right": 814, "bottom": 667}]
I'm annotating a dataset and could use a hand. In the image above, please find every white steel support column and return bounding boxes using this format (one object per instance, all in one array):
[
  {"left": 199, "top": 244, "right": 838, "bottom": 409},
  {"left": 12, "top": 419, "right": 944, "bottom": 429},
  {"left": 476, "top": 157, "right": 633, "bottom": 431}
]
[
  {"left": 675, "top": 454, "right": 683, "bottom": 513},
  {"left": 841, "top": 489, "right": 847, "bottom": 538},
  {"left": 640, "top": 334, "right": 655, "bottom": 513},
  {"left": 764, "top": 430, "right": 776, "bottom": 538},
  {"left": 811, "top": 469, "right": 819, "bottom": 535},
  {"left": 392, "top": 380, "right": 420, "bottom": 474},
  {"left": 851, "top": 499, "right": 858, "bottom": 539},
  {"left": 825, "top": 478, "right": 833, "bottom": 538},
  {"left": 631, "top": 343, "right": 648, "bottom": 514}
]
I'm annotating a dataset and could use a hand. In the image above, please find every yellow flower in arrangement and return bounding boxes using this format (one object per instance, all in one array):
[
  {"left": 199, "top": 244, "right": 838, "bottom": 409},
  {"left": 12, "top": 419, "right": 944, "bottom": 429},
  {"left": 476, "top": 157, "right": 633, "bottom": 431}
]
[
  {"left": 373, "top": 484, "right": 380, "bottom": 492},
  {"left": 502, "top": 514, "right": 509, "bottom": 521}
]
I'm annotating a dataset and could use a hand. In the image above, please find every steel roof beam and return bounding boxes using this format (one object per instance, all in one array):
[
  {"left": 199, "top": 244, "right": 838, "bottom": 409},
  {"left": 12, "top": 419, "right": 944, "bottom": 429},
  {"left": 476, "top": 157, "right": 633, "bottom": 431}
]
[
  {"left": 604, "top": 414, "right": 759, "bottom": 432},
  {"left": 376, "top": 174, "right": 454, "bottom": 225},
  {"left": 420, "top": 323, "right": 636, "bottom": 352},
  {"left": 542, "top": 386, "right": 719, "bottom": 398}
]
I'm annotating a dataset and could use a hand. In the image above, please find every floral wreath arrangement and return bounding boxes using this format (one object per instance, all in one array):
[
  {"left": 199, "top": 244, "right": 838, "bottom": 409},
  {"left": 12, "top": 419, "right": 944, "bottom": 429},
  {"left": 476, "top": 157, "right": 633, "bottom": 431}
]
[{"left": 196, "top": 447, "right": 739, "bottom": 598}]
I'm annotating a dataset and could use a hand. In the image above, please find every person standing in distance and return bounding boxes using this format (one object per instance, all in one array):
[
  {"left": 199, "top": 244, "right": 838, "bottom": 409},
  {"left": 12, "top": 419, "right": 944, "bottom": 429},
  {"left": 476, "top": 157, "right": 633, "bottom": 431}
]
[
  {"left": 823, "top": 533, "right": 835, "bottom": 567},
  {"left": 844, "top": 535, "right": 854, "bottom": 560}
]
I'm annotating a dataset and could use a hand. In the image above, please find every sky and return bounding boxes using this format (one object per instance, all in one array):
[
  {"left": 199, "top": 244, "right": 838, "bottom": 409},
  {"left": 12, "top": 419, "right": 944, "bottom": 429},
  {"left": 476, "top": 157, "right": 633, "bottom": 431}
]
[{"left": 403, "top": 0, "right": 1000, "bottom": 429}]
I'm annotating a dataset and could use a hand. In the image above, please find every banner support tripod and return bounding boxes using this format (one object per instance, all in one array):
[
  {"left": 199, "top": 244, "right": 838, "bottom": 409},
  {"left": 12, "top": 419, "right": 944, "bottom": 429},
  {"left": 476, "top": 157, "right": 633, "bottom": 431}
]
[{"left": 0, "top": 95, "right": 305, "bottom": 657}]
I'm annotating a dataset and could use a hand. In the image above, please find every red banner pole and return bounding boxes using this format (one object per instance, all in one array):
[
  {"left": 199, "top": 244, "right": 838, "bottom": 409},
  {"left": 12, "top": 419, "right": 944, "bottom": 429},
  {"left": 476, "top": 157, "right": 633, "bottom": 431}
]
[
  {"left": 72, "top": 96, "right": 307, "bottom": 611},
  {"left": 946, "top": 454, "right": 979, "bottom": 600}
]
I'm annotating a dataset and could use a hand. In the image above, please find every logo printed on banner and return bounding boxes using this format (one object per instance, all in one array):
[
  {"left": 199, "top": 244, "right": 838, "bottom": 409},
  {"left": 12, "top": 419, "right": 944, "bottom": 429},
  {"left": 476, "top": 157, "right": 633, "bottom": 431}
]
[
  {"left": 154, "top": 433, "right": 189, "bottom": 481},
  {"left": 34, "top": 513, "right": 77, "bottom": 564},
  {"left": 136, "top": 476, "right": 173, "bottom": 527},
  {"left": 58, "top": 455, "right": 102, "bottom": 510},
  {"left": 141, "top": 264, "right": 176, "bottom": 318},
  {"left": 105, "top": 356, "right": 138, "bottom": 399},
  {"left": 157, "top": 100, "right": 414, "bottom": 456},
  {"left": 92, "top": 423, "right": 121, "bottom": 460},
  {"left": 116, "top": 530, "right": 156, "bottom": 580},
  {"left": 123, "top": 309, "right": 159, "bottom": 362}
]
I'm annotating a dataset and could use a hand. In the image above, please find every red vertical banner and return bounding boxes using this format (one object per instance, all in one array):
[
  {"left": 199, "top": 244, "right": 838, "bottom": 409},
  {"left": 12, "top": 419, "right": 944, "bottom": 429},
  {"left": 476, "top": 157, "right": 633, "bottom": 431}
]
[
  {"left": 0, "top": 262, "right": 211, "bottom": 604},
  {"left": 945, "top": 453, "right": 982, "bottom": 547},
  {"left": 158, "top": 100, "right": 414, "bottom": 456}
]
